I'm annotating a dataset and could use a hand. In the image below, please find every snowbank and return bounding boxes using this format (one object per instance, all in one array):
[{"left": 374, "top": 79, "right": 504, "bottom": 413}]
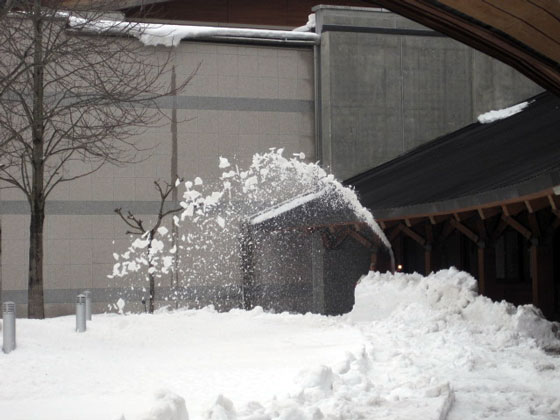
[
  {"left": 477, "top": 101, "right": 531, "bottom": 124},
  {"left": 2, "top": 269, "right": 560, "bottom": 420},
  {"left": 351, "top": 268, "right": 560, "bottom": 351}
]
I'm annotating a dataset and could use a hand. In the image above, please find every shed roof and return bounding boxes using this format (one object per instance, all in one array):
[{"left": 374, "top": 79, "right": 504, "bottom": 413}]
[{"left": 346, "top": 92, "right": 560, "bottom": 220}]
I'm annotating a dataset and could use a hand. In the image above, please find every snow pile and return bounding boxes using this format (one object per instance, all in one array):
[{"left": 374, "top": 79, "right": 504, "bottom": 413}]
[
  {"left": 230, "top": 350, "right": 455, "bottom": 420},
  {"left": 351, "top": 268, "right": 560, "bottom": 351},
  {"left": 477, "top": 101, "right": 531, "bottom": 124},
  {"left": 139, "top": 390, "right": 189, "bottom": 420},
  {"left": 2, "top": 269, "right": 560, "bottom": 420}
]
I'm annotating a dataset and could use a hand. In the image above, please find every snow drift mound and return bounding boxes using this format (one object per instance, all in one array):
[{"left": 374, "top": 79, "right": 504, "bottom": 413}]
[{"left": 350, "top": 268, "right": 560, "bottom": 351}]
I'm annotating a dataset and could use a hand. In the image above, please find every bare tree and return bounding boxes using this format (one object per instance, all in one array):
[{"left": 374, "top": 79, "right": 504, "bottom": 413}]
[
  {"left": 0, "top": 0, "right": 194, "bottom": 318},
  {"left": 115, "top": 178, "right": 183, "bottom": 314}
]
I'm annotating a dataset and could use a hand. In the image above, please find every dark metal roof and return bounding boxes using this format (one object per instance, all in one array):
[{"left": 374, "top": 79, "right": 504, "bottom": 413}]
[{"left": 346, "top": 92, "right": 560, "bottom": 219}]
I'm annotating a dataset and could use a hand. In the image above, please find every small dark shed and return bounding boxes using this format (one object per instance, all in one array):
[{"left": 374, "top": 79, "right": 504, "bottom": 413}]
[{"left": 240, "top": 190, "right": 391, "bottom": 315}]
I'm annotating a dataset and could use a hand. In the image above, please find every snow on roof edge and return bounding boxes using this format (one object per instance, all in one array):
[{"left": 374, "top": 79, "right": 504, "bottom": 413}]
[
  {"left": 250, "top": 189, "right": 326, "bottom": 226},
  {"left": 67, "top": 16, "right": 320, "bottom": 47},
  {"left": 477, "top": 100, "right": 533, "bottom": 124}
]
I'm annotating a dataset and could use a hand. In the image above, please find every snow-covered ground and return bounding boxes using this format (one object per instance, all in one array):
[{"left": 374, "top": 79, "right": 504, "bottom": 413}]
[{"left": 1, "top": 268, "right": 560, "bottom": 420}]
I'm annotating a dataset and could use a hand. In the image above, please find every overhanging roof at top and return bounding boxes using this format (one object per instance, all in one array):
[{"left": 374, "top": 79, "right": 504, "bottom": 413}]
[
  {"left": 362, "top": 0, "right": 560, "bottom": 95},
  {"left": 346, "top": 92, "right": 560, "bottom": 220}
]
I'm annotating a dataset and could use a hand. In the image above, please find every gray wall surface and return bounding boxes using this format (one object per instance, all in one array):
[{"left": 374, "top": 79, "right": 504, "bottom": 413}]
[
  {"left": 314, "top": 6, "right": 543, "bottom": 180},
  {"left": 0, "top": 6, "right": 546, "bottom": 317},
  {"left": 0, "top": 40, "right": 315, "bottom": 317}
]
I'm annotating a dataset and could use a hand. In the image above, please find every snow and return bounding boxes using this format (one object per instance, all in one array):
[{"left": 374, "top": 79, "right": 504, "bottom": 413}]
[
  {"left": 111, "top": 150, "right": 390, "bottom": 288},
  {"left": 218, "top": 157, "right": 230, "bottom": 169},
  {"left": 68, "top": 17, "right": 320, "bottom": 47},
  {"left": 477, "top": 101, "right": 531, "bottom": 124},
  {"left": 250, "top": 189, "right": 326, "bottom": 225},
  {"left": 293, "top": 13, "right": 316, "bottom": 33},
  {"left": 2, "top": 268, "right": 559, "bottom": 420}
]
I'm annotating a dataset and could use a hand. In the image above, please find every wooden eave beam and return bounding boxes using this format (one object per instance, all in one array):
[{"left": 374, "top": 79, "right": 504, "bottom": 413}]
[
  {"left": 548, "top": 194, "right": 559, "bottom": 210},
  {"left": 501, "top": 202, "right": 525, "bottom": 217},
  {"left": 491, "top": 218, "right": 508, "bottom": 241},
  {"left": 524, "top": 197, "right": 550, "bottom": 214},
  {"left": 388, "top": 224, "right": 404, "bottom": 242},
  {"left": 400, "top": 224, "right": 426, "bottom": 247},
  {"left": 449, "top": 218, "right": 479, "bottom": 244},
  {"left": 454, "top": 210, "right": 476, "bottom": 222},
  {"left": 347, "top": 229, "right": 374, "bottom": 249},
  {"left": 477, "top": 206, "right": 501, "bottom": 220},
  {"left": 502, "top": 215, "right": 532, "bottom": 240}
]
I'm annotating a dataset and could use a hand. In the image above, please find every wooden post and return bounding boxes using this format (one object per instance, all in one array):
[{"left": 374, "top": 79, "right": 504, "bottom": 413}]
[
  {"left": 424, "top": 223, "right": 434, "bottom": 275},
  {"left": 369, "top": 252, "right": 377, "bottom": 271},
  {"left": 393, "top": 235, "right": 404, "bottom": 271},
  {"left": 424, "top": 245, "right": 433, "bottom": 275},
  {"left": 477, "top": 242, "right": 495, "bottom": 297},
  {"left": 530, "top": 243, "right": 554, "bottom": 318}
]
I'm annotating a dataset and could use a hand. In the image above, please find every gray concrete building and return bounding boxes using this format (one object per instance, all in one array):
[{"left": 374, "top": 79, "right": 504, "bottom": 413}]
[{"left": 0, "top": 6, "right": 542, "bottom": 316}]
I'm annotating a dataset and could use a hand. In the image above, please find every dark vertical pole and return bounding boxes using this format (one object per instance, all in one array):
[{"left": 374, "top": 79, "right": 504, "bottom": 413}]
[{"left": 530, "top": 242, "right": 554, "bottom": 318}]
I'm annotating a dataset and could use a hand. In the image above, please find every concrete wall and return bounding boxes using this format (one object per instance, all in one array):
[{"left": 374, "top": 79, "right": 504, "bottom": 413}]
[
  {"left": 0, "top": 6, "right": 547, "bottom": 317},
  {"left": 0, "top": 40, "right": 315, "bottom": 317},
  {"left": 314, "top": 6, "right": 543, "bottom": 180}
]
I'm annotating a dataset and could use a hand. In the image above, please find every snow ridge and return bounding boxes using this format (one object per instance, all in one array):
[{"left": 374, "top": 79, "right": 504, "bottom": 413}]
[{"left": 477, "top": 100, "right": 531, "bottom": 124}]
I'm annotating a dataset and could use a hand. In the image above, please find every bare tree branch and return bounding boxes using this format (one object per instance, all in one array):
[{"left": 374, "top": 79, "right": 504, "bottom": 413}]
[
  {"left": 0, "top": 0, "right": 195, "bottom": 318},
  {"left": 115, "top": 177, "right": 183, "bottom": 313}
]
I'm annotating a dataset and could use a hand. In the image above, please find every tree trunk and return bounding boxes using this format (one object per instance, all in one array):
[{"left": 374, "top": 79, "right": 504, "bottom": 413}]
[
  {"left": 28, "top": 0, "right": 45, "bottom": 319},
  {"left": 148, "top": 270, "right": 155, "bottom": 314},
  {"left": 28, "top": 202, "right": 45, "bottom": 318}
]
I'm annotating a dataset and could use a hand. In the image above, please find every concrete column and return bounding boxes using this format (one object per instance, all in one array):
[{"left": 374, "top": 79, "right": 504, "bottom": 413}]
[
  {"left": 311, "top": 231, "right": 325, "bottom": 314},
  {"left": 530, "top": 243, "right": 554, "bottom": 318}
]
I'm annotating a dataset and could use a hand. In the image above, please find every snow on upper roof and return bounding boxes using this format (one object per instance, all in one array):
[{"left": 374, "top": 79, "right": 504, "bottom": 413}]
[
  {"left": 292, "top": 13, "right": 316, "bottom": 33},
  {"left": 250, "top": 189, "right": 326, "bottom": 226},
  {"left": 477, "top": 100, "right": 532, "bottom": 124},
  {"left": 68, "top": 16, "right": 320, "bottom": 47}
]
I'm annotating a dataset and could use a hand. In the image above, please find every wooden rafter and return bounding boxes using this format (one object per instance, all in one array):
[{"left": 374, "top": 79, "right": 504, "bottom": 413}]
[
  {"left": 528, "top": 213, "right": 541, "bottom": 238},
  {"left": 347, "top": 229, "right": 374, "bottom": 249},
  {"left": 477, "top": 206, "right": 501, "bottom": 220},
  {"left": 491, "top": 218, "right": 508, "bottom": 241},
  {"left": 502, "top": 215, "right": 532, "bottom": 240},
  {"left": 450, "top": 218, "right": 479, "bottom": 244},
  {"left": 400, "top": 224, "right": 426, "bottom": 247}
]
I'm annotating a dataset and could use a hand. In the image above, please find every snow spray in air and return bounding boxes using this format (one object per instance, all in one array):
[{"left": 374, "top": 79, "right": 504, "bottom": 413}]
[{"left": 110, "top": 149, "right": 391, "bottom": 310}]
